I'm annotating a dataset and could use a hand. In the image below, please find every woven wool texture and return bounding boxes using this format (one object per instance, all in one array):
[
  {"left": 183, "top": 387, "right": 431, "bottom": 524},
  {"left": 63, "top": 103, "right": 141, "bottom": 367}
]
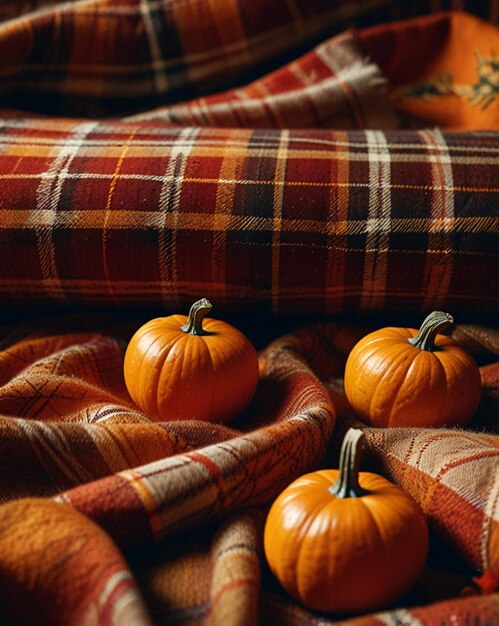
[
  {"left": 0, "top": 314, "right": 498, "bottom": 625},
  {"left": 0, "top": 0, "right": 498, "bottom": 624},
  {"left": 1, "top": 120, "right": 496, "bottom": 313},
  {"left": 0, "top": 9, "right": 497, "bottom": 314}
]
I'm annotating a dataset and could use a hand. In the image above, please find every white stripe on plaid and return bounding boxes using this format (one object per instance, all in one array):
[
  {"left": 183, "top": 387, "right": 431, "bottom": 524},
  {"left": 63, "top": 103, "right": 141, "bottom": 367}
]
[
  {"left": 88, "top": 569, "right": 152, "bottom": 626},
  {"left": 361, "top": 130, "right": 392, "bottom": 309},
  {"left": 272, "top": 129, "right": 290, "bottom": 314},
  {"left": 35, "top": 121, "right": 98, "bottom": 302},
  {"left": 158, "top": 127, "right": 201, "bottom": 308},
  {"left": 420, "top": 129, "right": 456, "bottom": 310}
]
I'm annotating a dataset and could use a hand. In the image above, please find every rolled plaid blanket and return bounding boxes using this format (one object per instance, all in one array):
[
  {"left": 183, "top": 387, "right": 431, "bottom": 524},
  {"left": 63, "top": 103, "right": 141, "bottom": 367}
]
[{"left": 1, "top": 119, "right": 496, "bottom": 313}]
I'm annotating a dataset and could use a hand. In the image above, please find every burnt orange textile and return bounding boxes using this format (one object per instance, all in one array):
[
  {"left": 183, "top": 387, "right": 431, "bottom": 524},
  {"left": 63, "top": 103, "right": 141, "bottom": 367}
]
[
  {"left": 360, "top": 12, "right": 499, "bottom": 130},
  {"left": 0, "top": 312, "right": 498, "bottom": 624}
]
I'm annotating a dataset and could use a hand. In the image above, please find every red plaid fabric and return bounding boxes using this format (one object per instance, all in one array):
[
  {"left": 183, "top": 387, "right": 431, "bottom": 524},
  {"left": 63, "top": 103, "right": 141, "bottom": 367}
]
[
  {"left": 128, "top": 31, "right": 401, "bottom": 128},
  {"left": 0, "top": 0, "right": 497, "bottom": 116},
  {"left": 0, "top": 119, "right": 497, "bottom": 313}
]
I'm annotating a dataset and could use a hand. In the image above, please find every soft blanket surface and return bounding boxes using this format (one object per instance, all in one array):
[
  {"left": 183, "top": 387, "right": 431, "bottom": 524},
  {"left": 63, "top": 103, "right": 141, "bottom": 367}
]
[
  {"left": 0, "top": 0, "right": 498, "bottom": 624},
  {"left": 0, "top": 313, "right": 498, "bottom": 624}
]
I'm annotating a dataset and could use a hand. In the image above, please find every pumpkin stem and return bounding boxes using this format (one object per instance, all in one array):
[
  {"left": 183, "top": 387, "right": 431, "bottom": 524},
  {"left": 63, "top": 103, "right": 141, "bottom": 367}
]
[
  {"left": 181, "top": 298, "right": 213, "bottom": 336},
  {"left": 329, "top": 428, "right": 369, "bottom": 498},
  {"left": 408, "top": 311, "right": 453, "bottom": 352}
]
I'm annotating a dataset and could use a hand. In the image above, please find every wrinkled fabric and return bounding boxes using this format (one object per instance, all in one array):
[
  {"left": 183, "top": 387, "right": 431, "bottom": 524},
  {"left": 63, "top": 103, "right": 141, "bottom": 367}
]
[{"left": 0, "top": 314, "right": 498, "bottom": 624}]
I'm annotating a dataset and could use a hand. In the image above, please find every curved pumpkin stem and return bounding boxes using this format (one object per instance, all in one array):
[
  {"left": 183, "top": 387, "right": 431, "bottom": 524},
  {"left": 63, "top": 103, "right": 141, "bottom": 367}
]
[
  {"left": 408, "top": 311, "right": 453, "bottom": 352},
  {"left": 329, "top": 428, "right": 369, "bottom": 498},
  {"left": 181, "top": 298, "right": 213, "bottom": 336}
]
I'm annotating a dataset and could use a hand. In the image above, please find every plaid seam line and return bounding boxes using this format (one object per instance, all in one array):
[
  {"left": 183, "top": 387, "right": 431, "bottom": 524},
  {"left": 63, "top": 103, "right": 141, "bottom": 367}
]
[{"left": 0, "top": 122, "right": 497, "bottom": 313}]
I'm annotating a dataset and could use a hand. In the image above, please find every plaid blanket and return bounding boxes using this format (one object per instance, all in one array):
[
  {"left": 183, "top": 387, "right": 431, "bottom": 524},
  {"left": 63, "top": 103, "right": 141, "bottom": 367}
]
[
  {"left": 2, "top": 121, "right": 496, "bottom": 313},
  {"left": 0, "top": 0, "right": 498, "bottom": 624},
  {"left": 0, "top": 313, "right": 498, "bottom": 624},
  {"left": 0, "top": 9, "right": 498, "bottom": 314}
]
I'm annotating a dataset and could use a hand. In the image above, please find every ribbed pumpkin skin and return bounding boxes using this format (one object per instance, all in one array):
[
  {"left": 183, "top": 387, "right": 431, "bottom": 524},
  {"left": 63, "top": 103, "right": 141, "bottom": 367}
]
[
  {"left": 264, "top": 469, "right": 428, "bottom": 614},
  {"left": 344, "top": 327, "right": 482, "bottom": 427},
  {"left": 123, "top": 314, "right": 259, "bottom": 423}
]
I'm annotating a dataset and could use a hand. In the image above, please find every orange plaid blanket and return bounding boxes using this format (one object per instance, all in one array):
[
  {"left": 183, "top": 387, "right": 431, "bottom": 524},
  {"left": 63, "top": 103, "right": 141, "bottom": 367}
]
[{"left": 0, "top": 313, "right": 498, "bottom": 624}]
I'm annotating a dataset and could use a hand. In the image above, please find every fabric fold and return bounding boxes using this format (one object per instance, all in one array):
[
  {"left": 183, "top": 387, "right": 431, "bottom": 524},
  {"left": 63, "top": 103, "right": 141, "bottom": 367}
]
[
  {"left": 1, "top": 314, "right": 498, "bottom": 572},
  {"left": 128, "top": 31, "right": 401, "bottom": 130},
  {"left": 0, "top": 498, "right": 153, "bottom": 626}
]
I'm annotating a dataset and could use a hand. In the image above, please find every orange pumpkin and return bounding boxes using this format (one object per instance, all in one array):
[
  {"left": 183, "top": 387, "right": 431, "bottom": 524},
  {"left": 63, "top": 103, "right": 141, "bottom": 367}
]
[
  {"left": 264, "top": 429, "right": 428, "bottom": 615},
  {"left": 344, "top": 311, "right": 481, "bottom": 428},
  {"left": 124, "top": 298, "right": 259, "bottom": 423}
]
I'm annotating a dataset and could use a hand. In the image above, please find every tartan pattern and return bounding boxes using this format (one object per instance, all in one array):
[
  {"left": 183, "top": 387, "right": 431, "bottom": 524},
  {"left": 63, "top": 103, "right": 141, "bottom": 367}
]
[
  {"left": 129, "top": 31, "right": 402, "bottom": 129},
  {"left": 363, "top": 426, "right": 499, "bottom": 571},
  {"left": 0, "top": 0, "right": 497, "bottom": 117},
  {"left": 0, "top": 314, "right": 498, "bottom": 624},
  {"left": 0, "top": 120, "right": 497, "bottom": 314}
]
